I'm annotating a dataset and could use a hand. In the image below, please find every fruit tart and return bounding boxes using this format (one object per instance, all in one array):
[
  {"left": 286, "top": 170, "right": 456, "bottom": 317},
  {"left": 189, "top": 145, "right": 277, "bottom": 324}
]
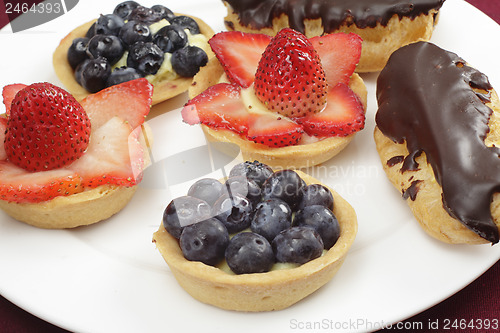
[
  {"left": 0, "top": 78, "right": 153, "bottom": 229},
  {"left": 153, "top": 161, "right": 357, "bottom": 311},
  {"left": 53, "top": 1, "right": 214, "bottom": 105},
  {"left": 182, "top": 28, "right": 367, "bottom": 169}
]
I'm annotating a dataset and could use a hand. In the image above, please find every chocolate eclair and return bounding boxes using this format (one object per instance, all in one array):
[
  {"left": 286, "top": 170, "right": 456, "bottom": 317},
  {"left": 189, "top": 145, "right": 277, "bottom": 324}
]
[
  {"left": 374, "top": 41, "right": 500, "bottom": 245},
  {"left": 222, "top": 0, "right": 445, "bottom": 72}
]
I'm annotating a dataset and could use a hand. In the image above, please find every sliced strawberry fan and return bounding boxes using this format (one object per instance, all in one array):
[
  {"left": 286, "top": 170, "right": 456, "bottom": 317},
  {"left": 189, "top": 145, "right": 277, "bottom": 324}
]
[
  {"left": 182, "top": 29, "right": 365, "bottom": 149},
  {"left": 0, "top": 78, "right": 153, "bottom": 204}
]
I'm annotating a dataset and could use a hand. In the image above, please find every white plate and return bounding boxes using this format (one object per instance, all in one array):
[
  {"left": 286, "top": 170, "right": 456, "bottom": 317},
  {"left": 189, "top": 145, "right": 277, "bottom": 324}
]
[{"left": 1, "top": 1, "right": 499, "bottom": 332}]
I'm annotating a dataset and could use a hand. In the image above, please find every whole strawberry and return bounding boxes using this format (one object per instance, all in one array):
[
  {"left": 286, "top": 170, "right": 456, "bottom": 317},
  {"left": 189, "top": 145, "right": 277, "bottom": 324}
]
[
  {"left": 254, "top": 28, "right": 328, "bottom": 118},
  {"left": 4, "top": 82, "right": 91, "bottom": 172}
]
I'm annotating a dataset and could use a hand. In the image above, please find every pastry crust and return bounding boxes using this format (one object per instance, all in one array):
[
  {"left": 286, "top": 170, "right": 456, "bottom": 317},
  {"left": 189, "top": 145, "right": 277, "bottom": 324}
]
[
  {"left": 224, "top": 4, "right": 440, "bottom": 73},
  {"left": 52, "top": 14, "right": 214, "bottom": 105},
  {"left": 188, "top": 58, "right": 367, "bottom": 169},
  {"left": 373, "top": 88, "right": 500, "bottom": 244},
  {"left": 152, "top": 170, "right": 357, "bottom": 311}
]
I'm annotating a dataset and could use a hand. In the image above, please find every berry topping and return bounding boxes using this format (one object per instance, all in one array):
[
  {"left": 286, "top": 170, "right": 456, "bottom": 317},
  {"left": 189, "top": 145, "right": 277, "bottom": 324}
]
[
  {"left": 225, "top": 232, "right": 274, "bottom": 274},
  {"left": 118, "top": 21, "right": 152, "bottom": 48},
  {"left": 212, "top": 193, "right": 253, "bottom": 234},
  {"left": 181, "top": 83, "right": 250, "bottom": 134},
  {"left": 113, "top": 1, "right": 140, "bottom": 20},
  {"left": 261, "top": 169, "right": 305, "bottom": 210},
  {"left": 67, "top": 37, "right": 90, "bottom": 69},
  {"left": 246, "top": 112, "right": 303, "bottom": 148},
  {"left": 94, "top": 14, "right": 124, "bottom": 36},
  {"left": 4, "top": 83, "right": 91, "bottom": 172},
  {"left": 127, "top": 5, "right": 162, "bottom": 24},
  {"left": 78, "top": 57, "right": 112, "bottom": 93},
  {"left": 127, "top": 41, "right": 164, "bottom": 76},
  {"left": 293, "top": 205, "right": 340, "bottom": 249},
  {"left": 106, "top": 67, "right": 142, "bottom": 87},
  {"left": 221, "top": 176, "right": 261, "bottom": 206},
  {"left": 162, "top": 196, "right": 212, "bottom": 239},
  {"left": 153, "top": 25, "right": 188, "bottom": 53},
  {"left": 171, "top": 46, "right": 209, "bottom": 77},
  {"left": 0, "top": 162, "right": 82, "bottom": 204},
  {"left": 310, "top": 33, "right": 362, "bottom": 86},
  {"left": 297, "top": 184, "right": 334, "bottom": 211},
  {"left": 254, "top": 28, "right": 328, "bottom": 118},
  {"left": 296, "top": 83, "right": 365, "bottom": 137},
  {"left": 208, "top": 31, "right": 271, "bottom": 88},
  {"left": 272, "top": 226, "right": 324, "bottom": 264},
  {"left": 228, "top": 160, "right": 273, "bottom": 187},
  {"left": 150, "top": 5, "right": 175, "bottom": 21},
  {"left": 2, "top": 83, "right": 27, "bottom": 116},
  {"left": 251, "top": 198, "right": 292, "bottom": 242},
  {"left": 86, "top": 34, "right": 125, "bottom": 66},
  {"left": 179, "top": 218, "right": 230, "bottom": 266},
  {"left": 169, "top": 15, "right": 200, "bottom": 35},
  {"left": 187, "top": 178, "right": 223, "bottom": 206}
]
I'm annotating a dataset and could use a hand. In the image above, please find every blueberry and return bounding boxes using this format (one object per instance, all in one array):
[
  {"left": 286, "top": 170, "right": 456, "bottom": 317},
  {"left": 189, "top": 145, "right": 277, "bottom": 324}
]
[
  {"left": 171, "top": 46, "right": 208, "bottom": 77},
  {"left": 221, "top": 176, "right": 261, "bottom": 206},
  {"left": 67, "top": 37, "right": 89, "bottom": 69},
  {"left": 94, "top": 14, "right": 124, "bottom": 36},
  {"left": 225, "top": 232, "right": 274, "bottom": 274},
  {"left": 85, "top": 22, "right": 96, "bottom": 39},
  {"left": 272, "top": 226, "right": 324, "bottom": 264},
  {"left": 261, "top": 170, "right": 305, "bottom": 211},
  {"left": 86, "top": 35, "right": 124, "bottom": 65},
  {"left": 297, "top": 184, "right": 334, "bottom": 211},
  {"left": 229, "top": 160, "right": 273, "bottom": 188},
  {"left": 212, "top": 193, "right": 253, "bottom": 234},
  {"left": 153, "top": 25, "right": 188, "bottom": 53},
  {"left": 179, "top": 218, "right": 230, "bottom": 266},
  {"left": 127, "top": 5, "right": 162, "bottom": 23},
  {"left": 293, "top": 205, "right": 340, "bottom": 249},
  {"left": 170, "top": 15, "right": 200, "bottom": 34},
  {"left": 251, "top": 199, "right": 292, "bottom": 242},
  {"left": 118, "top": 20, "right": 152, "bottom": 48},
  {"left": 74, "top": 59, "right": 90, "bottom": 85},
  {"left": 106, "top": 67, "right": 142, "bottom": 87},
  {"left": 162, "top": 196, "right": 212, "bottom": 239},
  {"left": 79, "top": 57, "right": 111, "bottom": 93},
  {"left": 113, "top": 1, "right": 140, "bottom": 20},
  {"left": 151, "top": 5, "right": 175, "bottom": 21},
  {"left": 127, "top": 41, "right": 164, "bottom": 75},
  {"left": 187, "top": 178, "right": 223, "bottom": 206}
]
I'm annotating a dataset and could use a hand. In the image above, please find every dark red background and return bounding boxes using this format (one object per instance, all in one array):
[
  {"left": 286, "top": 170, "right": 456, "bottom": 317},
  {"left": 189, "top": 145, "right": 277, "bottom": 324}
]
[{"left": 0, "top": 0, "right": 499, "bottom": 332}]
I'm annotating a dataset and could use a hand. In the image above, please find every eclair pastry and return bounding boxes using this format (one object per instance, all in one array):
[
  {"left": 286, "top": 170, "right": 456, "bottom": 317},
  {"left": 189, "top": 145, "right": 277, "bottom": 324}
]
[
  {"left": 374, "top": 41, "right": 500, "bottom": 244},
  {"left": 222, "top": 0, "right": 446, "bottom": 72}
]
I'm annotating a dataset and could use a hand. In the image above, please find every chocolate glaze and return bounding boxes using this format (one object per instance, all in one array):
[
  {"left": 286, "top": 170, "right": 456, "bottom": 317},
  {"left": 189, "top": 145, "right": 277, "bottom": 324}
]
[
  {"left": 376, "top": 41, "right": 499, "bottom": 244},
  {"left": 224, "top": 0, "right": 445, "bottom": 33}
]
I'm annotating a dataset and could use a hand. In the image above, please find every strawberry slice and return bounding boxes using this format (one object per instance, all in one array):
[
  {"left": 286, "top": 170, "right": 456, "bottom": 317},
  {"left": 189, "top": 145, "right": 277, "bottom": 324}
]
[
  {"left": 80, "top": 78, "right": 153, "bottom": 129},
  {"left": 0, "top": 117, "right": 7, "bottom": 161},
  {"left": 181, "top": 83, "right": 250, "bottom": 134},
  {"left": 2, "top": 83, "right": 27, "bottom": 116},
  {"left": 69, "top": 117, "right": 145, "bottom": 188},
  {"left": 247, "top": 113, "right": 303, "bottom": 148},
  {"left": 254, "top": 28, "right": 328, "bottom": 118},
  {"left": 310, "top": 33, "right": 362, "bottom": 86},
  {"left": 0, "top": 161, "right": 82, "bottom": 203},
  {"left": 209, "top": 31, "right": 271, "bottom": 88},
  {"left": 296, "top": 83, "right": 365, "bottom": 137}
]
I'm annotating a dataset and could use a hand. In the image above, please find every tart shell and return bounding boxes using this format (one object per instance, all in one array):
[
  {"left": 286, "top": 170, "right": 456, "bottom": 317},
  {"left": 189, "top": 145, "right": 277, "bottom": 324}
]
[
  {"left": 152, "top": 170, "right": 357, "bottom": 312},
  {"left": 52, "top": 14, "right": 215, "bottom": 105}
]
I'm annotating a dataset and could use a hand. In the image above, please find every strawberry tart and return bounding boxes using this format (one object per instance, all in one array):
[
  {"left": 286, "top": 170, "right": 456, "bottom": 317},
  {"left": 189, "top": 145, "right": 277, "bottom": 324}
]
[
  {"left": 183, "top": 28, "right": 367, "bottom": 169},
  {"left": 0, "top": 78, "right": 153, "bottom": 229},
  {"left": 222, "top": 0, "right": 446, "bottom": 72},
  {"left": 53, "top": 2, "right": 214, "bottom": 105}
]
